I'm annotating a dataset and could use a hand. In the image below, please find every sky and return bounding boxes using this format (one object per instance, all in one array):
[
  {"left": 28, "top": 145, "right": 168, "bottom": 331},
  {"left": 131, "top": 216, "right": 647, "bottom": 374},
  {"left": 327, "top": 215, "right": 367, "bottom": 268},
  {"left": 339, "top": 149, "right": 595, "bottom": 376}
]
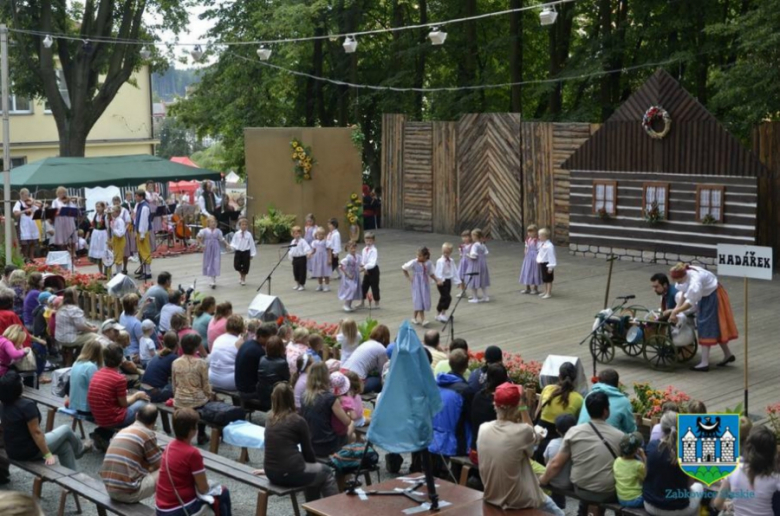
[{"left": 148, "top": 5, "right": 216, "bottom": 68}]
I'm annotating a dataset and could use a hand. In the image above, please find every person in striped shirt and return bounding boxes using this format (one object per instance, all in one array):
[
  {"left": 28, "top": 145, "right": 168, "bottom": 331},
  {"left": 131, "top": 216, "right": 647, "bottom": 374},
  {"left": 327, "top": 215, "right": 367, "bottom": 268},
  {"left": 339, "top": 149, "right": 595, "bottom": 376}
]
[{"left": 100, "top": 404, "right": 162, "bottom": 503}]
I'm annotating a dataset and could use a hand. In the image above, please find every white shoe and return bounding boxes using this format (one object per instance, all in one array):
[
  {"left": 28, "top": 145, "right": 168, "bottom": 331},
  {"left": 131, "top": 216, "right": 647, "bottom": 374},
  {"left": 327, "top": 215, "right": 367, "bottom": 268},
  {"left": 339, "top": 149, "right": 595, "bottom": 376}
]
[
  {"left": 323, "top": 286, "right": 331, "bottom": 292},
  {"left": 298, "top": 285, "right": 306, "bottom": 291},
  {"left": 129, "top": 256, "right": 139, "bottom": 263},
  {"left": 316, "top": 285, "right": 323, "bottom": 291},
  {"left": 480, "top": 296, "right": 490, "bottom": 303},
  {"left": 468, "top": 298, "right": 481, "bottom": 304},
  {"left": 413, "top": 319, "right": 420, "bottom": 325},
  {"left": 343, "top": 305, "right": 354, "bottom": 312},
  {"left": 293, "top": 285, "right": 300, "bottom": 290},
  {"left": 421, "top": 320, "right": 429, "bottom": 327},
  {"left": 356, "top": 302, "right": 365, "bottom": 309},
  {"left": 541, "top": 294, "right": 552, "bottom": 299},
  {"left": 456, "top": 292, "right": 466, "bottom": 299},
  {"left": 372, "top": 305, "right": 381, "bottom": 310},
  {"left": 437, "top": 314, "right": 449, "bottom": 323},
  {"left": 240, "top": 280, "right": 246, "bottom": 286}
]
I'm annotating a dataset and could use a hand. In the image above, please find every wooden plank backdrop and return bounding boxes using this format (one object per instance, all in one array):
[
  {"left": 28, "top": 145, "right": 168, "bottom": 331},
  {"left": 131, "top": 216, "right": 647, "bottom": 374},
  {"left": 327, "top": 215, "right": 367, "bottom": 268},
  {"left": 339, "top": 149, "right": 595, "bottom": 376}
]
[
  {"left": 753, "top": 122, "right": 780, "bottom": 263},
  {"left": 521, "top": 122, "right": 553, "bottom": 235},
  {"left": 432, "top": 122, "right": 457, "bottom": 235},
  {"left": 457, "top": 114, "right": 492, "bottom": 235},
  {"left": 402, "top": 122, "right": 434, "bottom": 232},
  {"left": 381, "top": 114, "right": 406, "bottom": 230}
]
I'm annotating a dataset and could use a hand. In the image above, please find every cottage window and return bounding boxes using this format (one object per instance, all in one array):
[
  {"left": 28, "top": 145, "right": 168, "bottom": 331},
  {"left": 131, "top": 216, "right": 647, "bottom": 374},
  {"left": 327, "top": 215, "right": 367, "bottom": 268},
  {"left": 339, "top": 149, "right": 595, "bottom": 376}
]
[
  {"left": 2, "top": 94, "right": 32, "bottom": 114},
  {"left": 592, "top": 181, "right": 617, "bottom": 216},
  {"left": 696, "top": 185, "right": 724, "bottom": 223},
  {"left": 642, "top": 183, "right": 669, "bottom": 220}
]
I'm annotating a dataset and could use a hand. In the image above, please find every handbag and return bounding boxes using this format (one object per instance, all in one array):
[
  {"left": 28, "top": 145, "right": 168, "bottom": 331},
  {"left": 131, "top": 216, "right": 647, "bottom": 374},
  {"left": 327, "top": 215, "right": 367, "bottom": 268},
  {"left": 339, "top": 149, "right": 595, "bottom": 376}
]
[
  {"left": 328, "top": 442, "right": 379, "bottom": 474},
  {"left": 14, "top": 348, "right": 38, "bottom": 372},
  {"left": 163, "top": 448, "right": 215, "bottom": 516}
]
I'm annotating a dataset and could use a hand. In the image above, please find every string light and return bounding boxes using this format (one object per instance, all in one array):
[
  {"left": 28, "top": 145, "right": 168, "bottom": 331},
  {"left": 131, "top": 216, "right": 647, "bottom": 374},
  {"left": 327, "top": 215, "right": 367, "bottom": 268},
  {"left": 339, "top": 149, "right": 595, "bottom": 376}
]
[
  {"left": 191, "top": 45, "right": 204, "bottom": 62},
  {"left": 540, "top": 6, "right": 558, "bottom": 26},
  {"left": 42, "top": 35, "right": 53, "bottom": 48},
  {"left": 256, "top": 45, "right": 272, "bottom": 61},
  {"left": 428, "top": 27, "right": 447, "bottom": 45},
  {"left": 343, "top": 36, "right": 357, "bottom": 54},
  {"left": 140, "top": 46, "right": 151, "bottom": 60}
]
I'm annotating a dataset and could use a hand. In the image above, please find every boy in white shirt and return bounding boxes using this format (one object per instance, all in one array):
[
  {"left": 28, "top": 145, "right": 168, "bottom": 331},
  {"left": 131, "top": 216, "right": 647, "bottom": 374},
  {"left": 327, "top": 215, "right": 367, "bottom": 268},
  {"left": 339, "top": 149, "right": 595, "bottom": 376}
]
[
  {"left": 359, "top": 232, "right": 380, "bottom": 309},
  {"left": 138, "top": 319, "right": 158, "bottom": 368},
  {"left": 434, "top": 243, "right": 461, "bottom": 323},
  {"left": 536, "top": 228, "right": 556, "bottom": 300},
  {"left": 288, "top": 226, "right": 312, "bottom": 291}
]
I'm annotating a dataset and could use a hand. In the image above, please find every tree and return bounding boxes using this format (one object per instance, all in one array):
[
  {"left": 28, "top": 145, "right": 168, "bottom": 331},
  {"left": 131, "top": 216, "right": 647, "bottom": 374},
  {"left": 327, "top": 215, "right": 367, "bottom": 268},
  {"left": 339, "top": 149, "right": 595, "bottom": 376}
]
[
  {"left": 2, "top": 0, "right": 192, "bottom": 156},
  {"left": 191, "top": 142, "right": 228, "bottom": 172},
  {"left": 156, "top": 117, "right": 204, "bottom": 160}
]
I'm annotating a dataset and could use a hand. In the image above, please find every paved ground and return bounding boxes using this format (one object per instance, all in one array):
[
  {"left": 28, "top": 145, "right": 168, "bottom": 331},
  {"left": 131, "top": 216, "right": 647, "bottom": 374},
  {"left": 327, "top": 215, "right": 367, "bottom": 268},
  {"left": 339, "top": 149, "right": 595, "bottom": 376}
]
[{"left": 7, "top": 228, "right": 778, "bottom": 515}]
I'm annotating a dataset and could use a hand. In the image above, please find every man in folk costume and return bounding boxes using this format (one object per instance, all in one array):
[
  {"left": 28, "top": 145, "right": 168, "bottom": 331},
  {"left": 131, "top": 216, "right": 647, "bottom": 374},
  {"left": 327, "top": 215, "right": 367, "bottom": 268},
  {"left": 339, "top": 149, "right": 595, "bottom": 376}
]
[
  {"left": 669, "top": 263, "right": 738, "bottom": 372},
  {"left": 198, "top": 180, "right": 220, "bottom": 228},
  {"left": 134, "top": 190, "right": 153, "bottom": 280}
]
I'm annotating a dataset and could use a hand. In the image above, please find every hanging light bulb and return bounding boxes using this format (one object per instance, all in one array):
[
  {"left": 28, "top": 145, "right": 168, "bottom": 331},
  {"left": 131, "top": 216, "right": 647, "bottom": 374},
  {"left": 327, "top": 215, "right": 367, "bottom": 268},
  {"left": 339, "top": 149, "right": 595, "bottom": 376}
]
[
  {"left": 43, "top": 35, "right": 54, "bottom": 49},
  {"left": 428, "top": 27, "right": 447, "bottom": 45},
  {"left": 343, "top": 35, "right": 358, "bottom": 54},
  {"left": 257, "top": 45, "right": 272, "bottom": 61},
  {"left": 539, "top": 6, "right": 558, "bottom": 26},
  {"left": 140, "top": 46, "right": 151, "bottom": 60},
  {"left": 191, "top": 45, "right": 204, "bottom": 62}
]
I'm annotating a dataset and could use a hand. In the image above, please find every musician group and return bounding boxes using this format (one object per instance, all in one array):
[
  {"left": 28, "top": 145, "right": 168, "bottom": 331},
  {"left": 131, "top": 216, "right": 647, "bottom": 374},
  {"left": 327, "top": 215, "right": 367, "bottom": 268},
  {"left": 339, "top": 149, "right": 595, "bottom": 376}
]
[{"left": 11, "top": 180, "right": 245, "bottom": 281}]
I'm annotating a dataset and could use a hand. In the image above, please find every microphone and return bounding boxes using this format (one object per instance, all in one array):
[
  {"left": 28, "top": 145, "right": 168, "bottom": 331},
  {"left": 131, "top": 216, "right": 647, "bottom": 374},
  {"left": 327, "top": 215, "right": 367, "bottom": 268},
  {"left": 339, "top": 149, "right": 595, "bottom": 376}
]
[
  {"left": 617, "top": 295, "right": 636, "bottom": 300},
  {"left": 282, "top": 243, "right": 298, "bottom": 248},
  {"left": 464, "top": 272, "right": 480, "bottom": 276}
]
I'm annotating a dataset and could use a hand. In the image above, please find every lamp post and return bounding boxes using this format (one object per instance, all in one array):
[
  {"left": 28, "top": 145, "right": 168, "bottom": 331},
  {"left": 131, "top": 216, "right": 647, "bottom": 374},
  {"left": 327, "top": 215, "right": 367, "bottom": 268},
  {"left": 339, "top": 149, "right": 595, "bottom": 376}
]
[{"left": 1, "top": 24, "right": 12, "bottom": 266}]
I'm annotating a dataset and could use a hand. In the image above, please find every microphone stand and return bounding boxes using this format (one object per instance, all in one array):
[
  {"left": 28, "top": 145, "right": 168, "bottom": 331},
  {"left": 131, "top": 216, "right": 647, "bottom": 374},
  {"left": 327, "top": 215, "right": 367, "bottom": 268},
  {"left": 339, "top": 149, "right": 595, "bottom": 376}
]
[
  {"left": 441, "top": 273, "right": 478, "bottom": 343},
  {"left": 257, "top": 244, "right": 293, "bottom": 295}
]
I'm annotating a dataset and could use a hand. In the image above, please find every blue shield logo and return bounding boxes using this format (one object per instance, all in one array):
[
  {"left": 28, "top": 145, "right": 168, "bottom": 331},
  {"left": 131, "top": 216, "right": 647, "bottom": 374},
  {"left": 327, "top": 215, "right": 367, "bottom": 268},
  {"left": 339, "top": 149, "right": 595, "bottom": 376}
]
[{"left": 677, "top": 413, "right": 739, "bottom": 486}]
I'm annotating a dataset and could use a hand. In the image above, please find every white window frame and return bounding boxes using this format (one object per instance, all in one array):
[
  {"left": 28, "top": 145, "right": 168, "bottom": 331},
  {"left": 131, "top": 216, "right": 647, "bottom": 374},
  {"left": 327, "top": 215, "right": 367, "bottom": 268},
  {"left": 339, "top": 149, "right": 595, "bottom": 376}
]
[
  {"left": 592, "top": 180, "right": 617, "bottom": 216},
  {"left": 696, "top": 185, "right": 725, "bottom": 223},
  {"left": 642, "top": 182, "right": 669, "bottom": 220},
  {"left": 7, "top": 94, "right": 33, "bottom": 114}
]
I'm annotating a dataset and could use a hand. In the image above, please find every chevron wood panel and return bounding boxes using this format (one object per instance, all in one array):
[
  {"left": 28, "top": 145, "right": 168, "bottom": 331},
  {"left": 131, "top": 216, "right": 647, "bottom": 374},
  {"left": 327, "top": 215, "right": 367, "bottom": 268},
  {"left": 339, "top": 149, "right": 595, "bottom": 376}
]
[
  {"left": 457, "top": 113, "right": 523, "bottom": 241},
  {"left": 381, "top": 114, "right": 406, "bottom": 229},
  {"left": 403, "top": 122, "right": 433, "bottom": 232},
  {"left": 522, "top": 122, "right": 554, "bottom": 234},
  {"left": 432, "top": 122, "right": 458, "bottom": 234},
  {"left": 552, "top": 123, "right": 600, "bottom": 245}
]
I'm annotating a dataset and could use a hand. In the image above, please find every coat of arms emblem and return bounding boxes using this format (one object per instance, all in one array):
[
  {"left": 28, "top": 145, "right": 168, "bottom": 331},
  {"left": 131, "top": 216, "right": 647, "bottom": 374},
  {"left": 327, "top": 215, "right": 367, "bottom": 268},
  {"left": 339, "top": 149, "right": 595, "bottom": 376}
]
[{"left": 677, "top": 413, "right": 739, "bottom": 486}]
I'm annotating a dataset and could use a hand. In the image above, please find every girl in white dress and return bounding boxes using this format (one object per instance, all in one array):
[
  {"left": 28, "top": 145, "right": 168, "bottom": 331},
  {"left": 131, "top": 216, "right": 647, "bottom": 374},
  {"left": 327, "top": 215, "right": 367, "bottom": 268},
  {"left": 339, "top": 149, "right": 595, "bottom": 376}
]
[
  {"left": 13, "top": 188, "right": 40, "bottom": 262},
  {"left": 89, "top": 202, "right": 109, "bottom": 276}
]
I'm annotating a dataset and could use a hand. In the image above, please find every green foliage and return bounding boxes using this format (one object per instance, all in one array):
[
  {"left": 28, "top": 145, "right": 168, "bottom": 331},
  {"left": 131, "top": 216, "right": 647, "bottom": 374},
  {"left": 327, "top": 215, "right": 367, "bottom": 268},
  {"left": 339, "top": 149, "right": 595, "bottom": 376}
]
[
  {"left": 723, "top": 403, "right": 744, "bottom": 416},
  {"left": 191, "top": 143, "right": 228, "bottom": 172},
  {"left": 0, "top": 245, "right": 27, "bottom": 269},
  {"left": 156, "top": 118, "right": 205, "bottom": 160},
  {"left": 254, "top": 206, "right": 296, "bottom": 244},
  {"left": 358, "top": 317, "right": 379, "bottom": 343}
]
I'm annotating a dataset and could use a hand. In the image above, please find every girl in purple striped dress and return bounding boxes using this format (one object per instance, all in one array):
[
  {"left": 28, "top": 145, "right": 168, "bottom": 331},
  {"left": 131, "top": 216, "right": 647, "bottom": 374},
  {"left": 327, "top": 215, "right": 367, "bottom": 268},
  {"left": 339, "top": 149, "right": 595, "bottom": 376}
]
[
  {"left": 198, "top": 216, "right": 226, "bottom": 289},
  {"left": 457, "top": 230, "right": 473, "bottom": 299},
  {"left": 308, "top": 228, "right": 331, "bottom": 292},
  {"left": 519, "top": 224, "right": 542, "bottom": 294},
  {"left": 467, "top": 228, "right": 491, "bottom": 303},
  {"left": 402, "top": 247, "right": 437, "bottom": 326},
  {"left": 304, "top": 214, "right": 318, "bottom": 274},
  {"left": 338, "top": 242, "right": 362, "bottom": 312}
]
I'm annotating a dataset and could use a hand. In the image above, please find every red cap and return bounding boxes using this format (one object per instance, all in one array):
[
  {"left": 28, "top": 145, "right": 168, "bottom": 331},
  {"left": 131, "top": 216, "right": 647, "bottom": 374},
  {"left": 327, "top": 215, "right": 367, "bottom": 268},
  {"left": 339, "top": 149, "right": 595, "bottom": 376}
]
[{"left": 494, "top": 382, "right": 524, "bottom": 407}]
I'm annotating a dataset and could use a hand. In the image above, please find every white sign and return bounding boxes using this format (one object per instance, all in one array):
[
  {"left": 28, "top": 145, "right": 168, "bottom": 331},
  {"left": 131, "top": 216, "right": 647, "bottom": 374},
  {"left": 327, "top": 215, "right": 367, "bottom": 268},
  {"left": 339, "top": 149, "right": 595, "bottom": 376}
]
[{"left": 716, "top": 244, "right": 773, "bottom": 281}]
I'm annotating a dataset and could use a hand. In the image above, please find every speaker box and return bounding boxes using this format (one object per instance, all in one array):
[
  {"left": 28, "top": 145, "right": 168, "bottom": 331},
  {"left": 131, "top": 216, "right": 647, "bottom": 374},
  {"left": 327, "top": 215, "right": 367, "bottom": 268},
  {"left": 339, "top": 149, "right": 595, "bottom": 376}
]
[{"left": 247, "top": 293, "right": 288, "bottom": 322}]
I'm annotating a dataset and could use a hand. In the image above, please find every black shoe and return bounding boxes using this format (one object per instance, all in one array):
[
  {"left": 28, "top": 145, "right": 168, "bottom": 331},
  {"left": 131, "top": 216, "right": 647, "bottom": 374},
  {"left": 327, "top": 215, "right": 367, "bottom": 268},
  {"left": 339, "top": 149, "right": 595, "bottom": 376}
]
[
  {"left": 717, "top": 355, "right": 736, "bottom": 367},
  {"left": 0, "top": 476, "right": 10, "bottom": 485},
  {"left": 385, "top": 453, "right": 403, "bottom": 474},
  {"left": 121, "top": 270, "right": 128, "bottom": 275},
  {"left": 689, "top": 365, "right": 710, "bottom": 372}
]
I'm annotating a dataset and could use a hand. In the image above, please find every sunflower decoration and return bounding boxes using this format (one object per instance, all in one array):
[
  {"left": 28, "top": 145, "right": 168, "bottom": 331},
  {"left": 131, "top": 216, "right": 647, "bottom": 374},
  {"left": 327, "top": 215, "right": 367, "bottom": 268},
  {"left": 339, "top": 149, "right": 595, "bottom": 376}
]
[
  {"left": 290, "top": 139, "right": 317, "bottom": 183},
  {"left": 345, "top": 192, "right": 363, "bottom": 226}
]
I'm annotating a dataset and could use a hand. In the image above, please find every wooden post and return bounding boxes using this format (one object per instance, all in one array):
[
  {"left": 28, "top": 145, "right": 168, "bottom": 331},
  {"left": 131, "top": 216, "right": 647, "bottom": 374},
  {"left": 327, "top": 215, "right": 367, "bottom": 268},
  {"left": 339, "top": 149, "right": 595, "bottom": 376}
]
[
  {"left": 604, "top": 255, "right": 617, "bottom": 309},
  {"left": 744, "top": 277, "right": 749, "bottom": 416},
  {"left": 89, "top": 292, "right": 97, "bottom": 320}
]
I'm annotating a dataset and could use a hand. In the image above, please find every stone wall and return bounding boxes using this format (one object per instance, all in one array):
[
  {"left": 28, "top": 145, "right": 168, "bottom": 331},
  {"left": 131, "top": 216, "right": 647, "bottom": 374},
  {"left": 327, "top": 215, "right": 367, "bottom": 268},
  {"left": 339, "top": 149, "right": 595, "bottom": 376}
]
[{"left": 568, "top": 243, "right": 717, "bottom": 267}]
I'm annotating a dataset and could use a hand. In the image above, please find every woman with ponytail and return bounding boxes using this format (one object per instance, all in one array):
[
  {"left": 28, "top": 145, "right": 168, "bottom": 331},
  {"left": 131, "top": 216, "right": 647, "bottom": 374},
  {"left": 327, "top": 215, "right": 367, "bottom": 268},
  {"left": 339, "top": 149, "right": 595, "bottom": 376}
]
[
  {"left": 643, "top": 411, "right": 703, "bottom": 516},
  {"left": 533, "top": 362, "right": 583, "bottom": 463}
]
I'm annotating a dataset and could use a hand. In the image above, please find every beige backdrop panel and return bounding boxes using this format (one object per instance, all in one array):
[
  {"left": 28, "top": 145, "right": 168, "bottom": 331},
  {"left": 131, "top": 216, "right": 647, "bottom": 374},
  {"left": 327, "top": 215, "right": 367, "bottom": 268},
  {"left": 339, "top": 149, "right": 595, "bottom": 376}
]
[{"left": 245, "top": 128, "right": 362, "bottom": 244}]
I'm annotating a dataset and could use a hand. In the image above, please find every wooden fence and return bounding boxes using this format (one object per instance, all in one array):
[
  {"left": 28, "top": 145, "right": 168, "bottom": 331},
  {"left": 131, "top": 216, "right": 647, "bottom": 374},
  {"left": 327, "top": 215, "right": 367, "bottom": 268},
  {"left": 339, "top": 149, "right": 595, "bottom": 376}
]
[
  {"left": 753, "top": 122, "right": 780, "bottom": 261},
  {"left": 381, "top": 113, "right": 598, "bottom": 244}
]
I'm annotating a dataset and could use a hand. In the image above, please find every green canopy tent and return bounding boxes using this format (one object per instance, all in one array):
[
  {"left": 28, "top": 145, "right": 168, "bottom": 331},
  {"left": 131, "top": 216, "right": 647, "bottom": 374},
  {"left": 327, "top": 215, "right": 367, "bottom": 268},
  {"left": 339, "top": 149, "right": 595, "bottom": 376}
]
[{"left": 9, "top": 154, "right": 221, "bottom": 188}]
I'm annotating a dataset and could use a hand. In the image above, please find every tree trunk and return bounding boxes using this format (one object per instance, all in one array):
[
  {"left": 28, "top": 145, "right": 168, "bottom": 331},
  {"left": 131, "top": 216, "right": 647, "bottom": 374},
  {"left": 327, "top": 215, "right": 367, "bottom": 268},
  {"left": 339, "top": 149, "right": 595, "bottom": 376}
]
[
  {"left": 509, "top": 0, "right": 524, "bottom": 113},
  {"left": 598, "top": 0, "right": 612, "bottom": 121},
  {"left": 413, "top": 0, "right": 427, "bottom": 119},
  {"left": 460, "top": 0, "right": 479, "bottom": 112},
  {"left": 548, "top": 3, "right": 574, "bottom": 117}
]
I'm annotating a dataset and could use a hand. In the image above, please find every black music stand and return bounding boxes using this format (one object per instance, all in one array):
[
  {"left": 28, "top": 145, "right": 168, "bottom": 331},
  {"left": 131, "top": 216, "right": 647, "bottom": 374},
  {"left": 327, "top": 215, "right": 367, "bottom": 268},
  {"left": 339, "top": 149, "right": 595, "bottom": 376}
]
[{"left": 441, "top": 272, "right": 478, "bottom": 342}]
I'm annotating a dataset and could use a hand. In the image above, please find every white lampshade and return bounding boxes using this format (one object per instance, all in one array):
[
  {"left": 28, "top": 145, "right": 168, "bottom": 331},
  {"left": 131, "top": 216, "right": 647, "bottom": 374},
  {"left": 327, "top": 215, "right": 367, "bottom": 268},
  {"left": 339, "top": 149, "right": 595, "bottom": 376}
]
[
  {"left": 140, "top": 46, "right": 151, "bottom": 60},
  {"left": 43, "top": 35, "right": 54, "bottom": 49},
  {"left": 191, "top": 45, "right": 204, "bottom": 62},
  {"left": 540, "top": 7, "right": 558, "bottom": 26},
  {"left": 343, "top": 36, "right": 358, "bottom": 54},
  {"left": 428, "top": 28, "right": 447, "bottom": 45},
  {"left": 257, "top": 46, "right": 272, "bottom": 61}
]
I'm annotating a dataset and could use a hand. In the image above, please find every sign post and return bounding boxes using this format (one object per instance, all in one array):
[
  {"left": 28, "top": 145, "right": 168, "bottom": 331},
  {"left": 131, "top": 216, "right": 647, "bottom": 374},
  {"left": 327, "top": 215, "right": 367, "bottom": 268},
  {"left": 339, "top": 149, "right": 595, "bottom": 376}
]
[{"left": 716, "top": 244, "right": 773, "bottom": 416}]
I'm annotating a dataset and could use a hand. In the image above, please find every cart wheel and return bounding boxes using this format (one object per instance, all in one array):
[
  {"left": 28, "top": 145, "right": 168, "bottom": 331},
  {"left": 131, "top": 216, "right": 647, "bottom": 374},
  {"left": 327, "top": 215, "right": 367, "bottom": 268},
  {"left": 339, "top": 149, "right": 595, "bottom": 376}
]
[
  {"left": 623, "top": 339, "right": 644, "bottom": 357},
  {"left": 643, "top": 335, "right": 677, "bottom": 370},
  {"left": 676, "top": 339, "right": 698, "bottom": 363},
  {"left": 590, "top": 333, "right": 615, "bottom": 364}
]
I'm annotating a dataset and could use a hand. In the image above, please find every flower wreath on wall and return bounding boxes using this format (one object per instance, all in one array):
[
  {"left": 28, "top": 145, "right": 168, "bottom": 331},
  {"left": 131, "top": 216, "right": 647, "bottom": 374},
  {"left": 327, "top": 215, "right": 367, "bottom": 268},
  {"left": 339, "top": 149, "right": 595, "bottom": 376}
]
[
  {"left": 290, "top": 139, "right": 316, "bottom": 183},
  {"left": 642, "top": 106, "right": 672, "bottom": 139},
  {"left": 345, "top": 193, "right": 363, "bottom": 226}
]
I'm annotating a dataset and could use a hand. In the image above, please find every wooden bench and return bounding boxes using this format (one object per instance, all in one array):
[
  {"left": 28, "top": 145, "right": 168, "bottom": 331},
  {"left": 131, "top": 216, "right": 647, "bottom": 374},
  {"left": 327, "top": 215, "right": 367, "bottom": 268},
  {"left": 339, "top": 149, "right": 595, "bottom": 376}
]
[
  {"left": 156, "top": 432, "right": 306, "bottom": 516},
  {"left": 0, "top": 448, "right": 82, "bottom": 515},
  {"left": 315, "top": 456, "right": 381, "bottom": 492},
  {"left": 211, "top": 387, "right": 267, "bottom": 424},
  {"left": 450, "top": 455, "right": 475, "bottom": 486},
  {"left": 155, "top": 403, "right": 251, "bottom": 463},
  {"left": 56, "top": 472, "right": 155, "bottom": 516}
]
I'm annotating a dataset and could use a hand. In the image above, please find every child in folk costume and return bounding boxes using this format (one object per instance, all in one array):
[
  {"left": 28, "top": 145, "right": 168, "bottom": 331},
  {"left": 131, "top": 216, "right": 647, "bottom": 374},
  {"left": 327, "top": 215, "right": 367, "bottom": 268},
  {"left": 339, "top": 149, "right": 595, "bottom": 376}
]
[
  {"left": 520, "top": 224, "right": 543, "bottom": 295},
  {"left": 288, "top": 226, "right": 312, "bottom": 291},
  {"left": 338, "top": 242, "right": 362, "bottom": 312},
  {"left": 109, "top": 205, "right": 127, "bottom": 277},
  {"left": 402, "top": 247, "right": 437, "bottom": 326},
  {"left": 669, "top": 263, "right": 738, "bottom": 372},
  {"left": 536, "top": 228, "right": 556, "bottom": 300},
  {"left": 13, "top": 189, "right": 40, "bottom": 263},
  {"left": 359, "top": 232, "right": 380, "bottom": 309},
  {"left": 198, "top": 216, "right": 227, "bottom": 289},
  {"left": 89, "top": 202, "right": 109, "bottom": 275},
  {"left": 467, "top": 229, "right": 491, "bottom": 303},
  {"left": 308, "top": 228, "right": 331, "bottom": 292},
  {"left": 76, "top": 230, "right": 88, "bottom": 257},
  {"left": 134, "top": 190, "right": 154, "bottom": 280},
  {"left": 326, "top": 218, "right": 342, "bottom": 280},
  {"left": 304, "top": 213, "right": 318, "bottom": 274},
  {"left": 230, "top": 217, "right": 256, "bottom": 286},
  {"left": 457, "top": 230, "right": 473, "bottom": 299},
  {"left": 52, "top": 186, "right": 78, "bottom": 254},
  {"left": 113, "top": 195, "right": 134, "bottom": 275},
  {"left": 145, "top": 181, "right": 163, "bottom": 236},
  {"left": 434, "top": 243, "right": 461, "bottom": 323}
]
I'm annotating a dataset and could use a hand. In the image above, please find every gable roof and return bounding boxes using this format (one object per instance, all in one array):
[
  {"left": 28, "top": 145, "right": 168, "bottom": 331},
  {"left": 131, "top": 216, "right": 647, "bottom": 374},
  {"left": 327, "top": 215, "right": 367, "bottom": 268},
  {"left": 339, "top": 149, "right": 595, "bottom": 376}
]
[{"left": 562, "top": 69, "right": 769, "bottom": 177}]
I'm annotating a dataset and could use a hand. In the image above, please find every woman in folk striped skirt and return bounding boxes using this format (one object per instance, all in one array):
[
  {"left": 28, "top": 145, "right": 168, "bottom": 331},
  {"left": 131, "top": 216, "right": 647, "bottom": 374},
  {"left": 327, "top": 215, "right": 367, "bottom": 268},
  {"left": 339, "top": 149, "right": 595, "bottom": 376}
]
[
  {"left": 115, "top": 195, "right": 135, "bottom": 275},
  {"left": 670, "top": 263, "right": 738, "bottom": 372}
]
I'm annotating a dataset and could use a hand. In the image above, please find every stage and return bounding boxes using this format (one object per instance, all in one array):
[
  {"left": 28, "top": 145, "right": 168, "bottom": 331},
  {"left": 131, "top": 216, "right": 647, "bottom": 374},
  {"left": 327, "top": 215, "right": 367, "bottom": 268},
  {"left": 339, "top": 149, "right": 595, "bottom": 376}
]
[{"left": 80, "top": 229, "right": 778, "bottom": 414}]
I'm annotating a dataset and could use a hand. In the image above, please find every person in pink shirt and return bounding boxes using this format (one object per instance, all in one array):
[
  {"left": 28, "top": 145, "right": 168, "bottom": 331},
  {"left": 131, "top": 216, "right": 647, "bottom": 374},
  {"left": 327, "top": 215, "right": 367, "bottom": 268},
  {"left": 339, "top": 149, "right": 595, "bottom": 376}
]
[
  {"left": 329, "top": 372, "right": 356, "bottom": 443},
  {"left": 0, "top": 325, "right": 31, "bottom": 376},
  {"left": 343, "top": 371, "right": 367, "bottom": 428},
  {"left": 206, "top": 302, "right": 231, "bottom": 351}
]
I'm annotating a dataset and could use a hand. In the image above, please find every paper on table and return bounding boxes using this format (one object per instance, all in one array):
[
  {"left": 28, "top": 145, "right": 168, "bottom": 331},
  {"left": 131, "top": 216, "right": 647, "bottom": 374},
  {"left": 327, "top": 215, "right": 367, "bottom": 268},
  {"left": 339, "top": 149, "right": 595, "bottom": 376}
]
[{"left": 402, "top": 501, "right": 451, "bottom": 514}]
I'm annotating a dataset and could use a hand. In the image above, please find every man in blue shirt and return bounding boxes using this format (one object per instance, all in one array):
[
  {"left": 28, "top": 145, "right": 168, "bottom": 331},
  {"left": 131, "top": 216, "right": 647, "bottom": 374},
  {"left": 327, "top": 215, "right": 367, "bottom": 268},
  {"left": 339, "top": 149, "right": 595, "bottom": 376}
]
[{"left": 651, "top": 273, "right": 677, "bottom": 314}]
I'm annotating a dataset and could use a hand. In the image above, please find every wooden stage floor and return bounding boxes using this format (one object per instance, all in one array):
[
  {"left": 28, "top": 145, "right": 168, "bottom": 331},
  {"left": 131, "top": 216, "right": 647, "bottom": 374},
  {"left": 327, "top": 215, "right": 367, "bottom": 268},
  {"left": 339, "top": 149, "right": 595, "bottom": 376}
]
[{"left": 85, "top": 229, "right": 779, "bottom": 414}]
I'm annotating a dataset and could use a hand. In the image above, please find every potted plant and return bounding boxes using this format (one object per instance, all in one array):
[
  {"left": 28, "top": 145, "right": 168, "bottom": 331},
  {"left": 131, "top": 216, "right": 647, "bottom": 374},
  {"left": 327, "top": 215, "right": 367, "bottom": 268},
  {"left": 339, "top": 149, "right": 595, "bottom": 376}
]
[
  {"left": 644, "top": 201, "right": 664, "bottom": 226},
  {"left": 767, "top": 403, "right": 780, "bottom": 450},
  {"left": 597, "top": 208, "right": 610, "bottom": 220},
  {"left": 702, "top": 214, "right": 718, "bottom": 225},
  {"left": 254, "top": 206, "right": 296, "bottom": 244}
]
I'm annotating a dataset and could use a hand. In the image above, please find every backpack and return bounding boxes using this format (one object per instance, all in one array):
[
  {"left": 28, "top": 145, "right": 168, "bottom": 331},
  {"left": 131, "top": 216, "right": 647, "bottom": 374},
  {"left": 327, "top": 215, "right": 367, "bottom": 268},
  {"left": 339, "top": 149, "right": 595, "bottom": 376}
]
[
  {"left": 51, "top": 367, "right": 72, "bottom": 398},
  {"left": 328, "top": 442, "right": 379, "bottom": 474},
  {"left": 32, "top": 305, "right": 47, "bottom": 338},
  {"left": 198, "top": 401, "right": 245, "bottom": 426}
]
